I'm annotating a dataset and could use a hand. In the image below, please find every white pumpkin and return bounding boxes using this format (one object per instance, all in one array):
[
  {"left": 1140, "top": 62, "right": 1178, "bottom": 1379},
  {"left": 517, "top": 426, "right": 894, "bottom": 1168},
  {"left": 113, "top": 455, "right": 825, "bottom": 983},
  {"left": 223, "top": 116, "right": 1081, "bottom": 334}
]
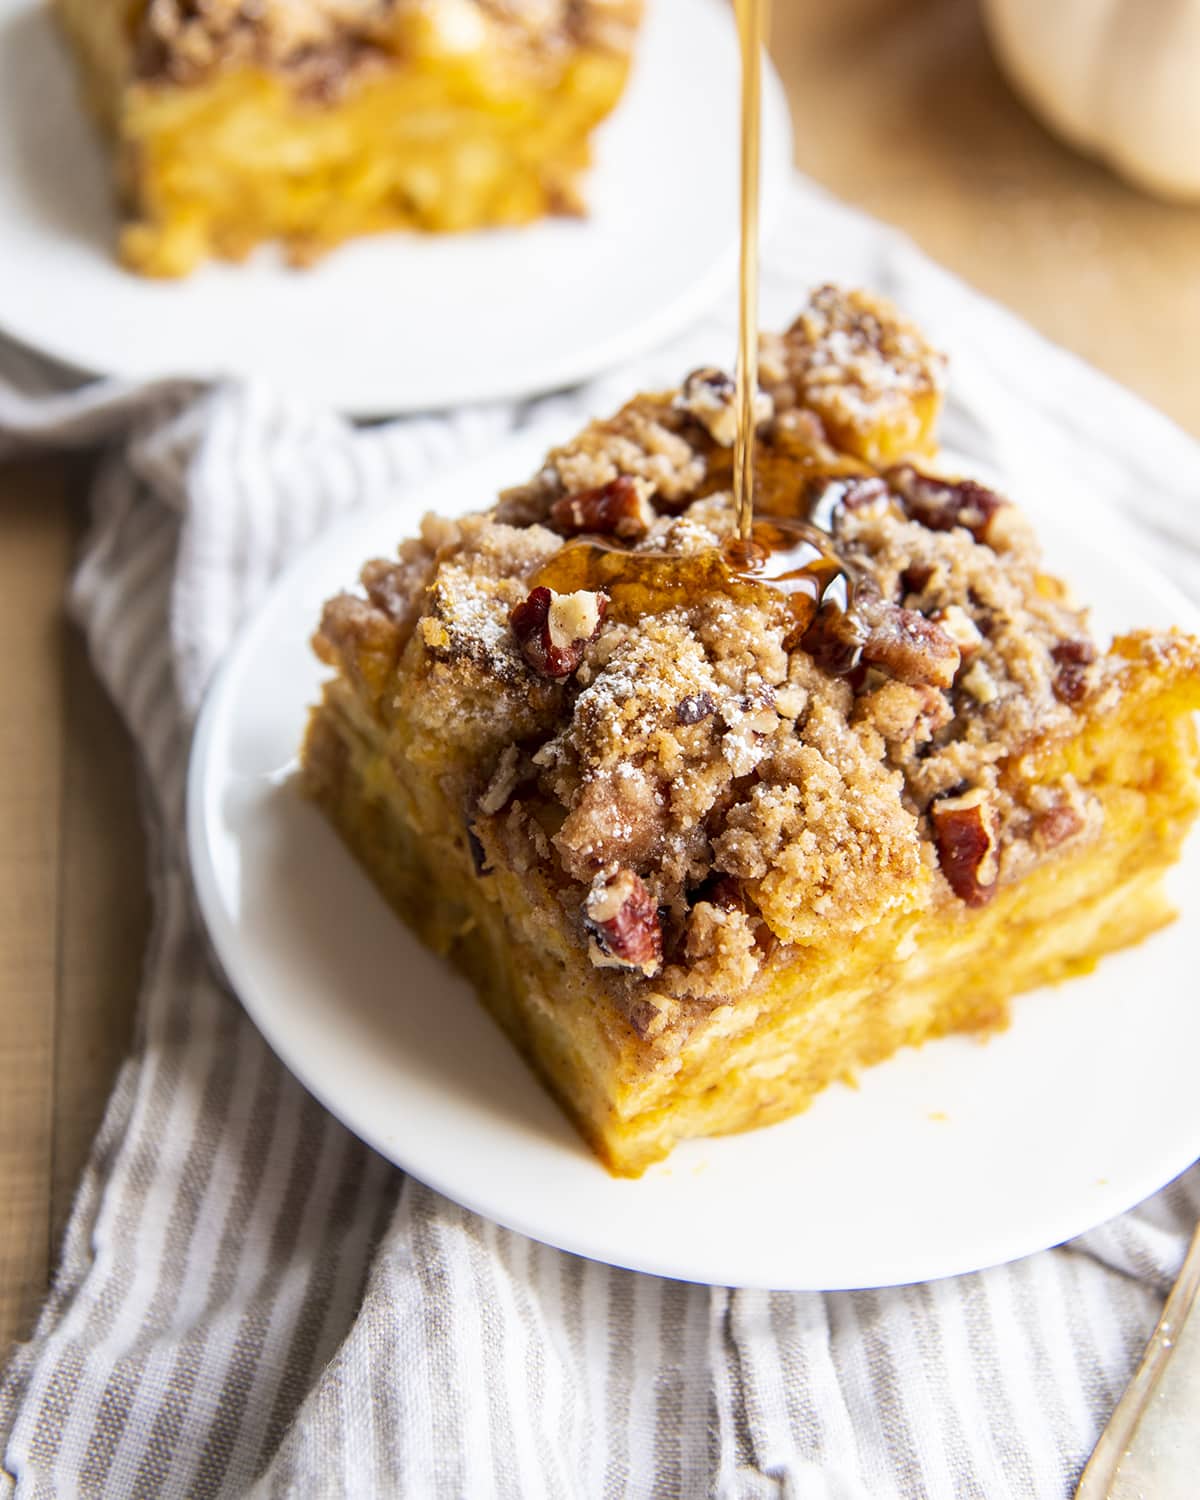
[{"left": 982, "top": 0, "right": 1200, "bottom": 201}]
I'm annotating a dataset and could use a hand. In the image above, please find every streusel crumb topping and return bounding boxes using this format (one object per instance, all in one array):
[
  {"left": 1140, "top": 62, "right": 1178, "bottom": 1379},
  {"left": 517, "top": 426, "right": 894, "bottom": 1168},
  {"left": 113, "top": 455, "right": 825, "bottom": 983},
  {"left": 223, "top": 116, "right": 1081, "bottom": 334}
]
[
  {"left": 315, "top": 287, "right": 1128, "bottom": 1027},
  {"left": 135, "top": 0, "right": 640, "bottom": 86}
]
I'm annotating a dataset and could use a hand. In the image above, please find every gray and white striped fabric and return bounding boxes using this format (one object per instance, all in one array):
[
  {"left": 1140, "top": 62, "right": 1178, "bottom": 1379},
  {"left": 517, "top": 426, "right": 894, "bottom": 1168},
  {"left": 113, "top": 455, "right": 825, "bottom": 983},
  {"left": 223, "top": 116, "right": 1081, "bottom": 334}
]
[{"left": 2, "top": 181, "right": 1199, "bottom": 1500}]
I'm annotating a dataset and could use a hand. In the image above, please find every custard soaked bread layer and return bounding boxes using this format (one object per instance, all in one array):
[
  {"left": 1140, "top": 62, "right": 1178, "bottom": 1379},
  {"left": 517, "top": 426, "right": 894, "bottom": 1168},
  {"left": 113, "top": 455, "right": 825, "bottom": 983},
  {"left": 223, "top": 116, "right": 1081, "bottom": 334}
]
[
  {"left": 53, "top": 0, "right": 642, "bottom": 276},
  {"left": 301, "top": 287, "right": 1200, "bottom": 1175}
]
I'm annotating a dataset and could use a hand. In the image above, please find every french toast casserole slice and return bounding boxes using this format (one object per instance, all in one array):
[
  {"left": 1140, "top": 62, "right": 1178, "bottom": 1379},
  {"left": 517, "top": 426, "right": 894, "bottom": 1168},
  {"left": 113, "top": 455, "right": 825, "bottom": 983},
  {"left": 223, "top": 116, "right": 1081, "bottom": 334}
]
[
  {"left": 53, "top": 0, "right": 642, "bottom": 276},
  {"left": 301, "top": 286, "right": 1200, "bottom": 1175}
]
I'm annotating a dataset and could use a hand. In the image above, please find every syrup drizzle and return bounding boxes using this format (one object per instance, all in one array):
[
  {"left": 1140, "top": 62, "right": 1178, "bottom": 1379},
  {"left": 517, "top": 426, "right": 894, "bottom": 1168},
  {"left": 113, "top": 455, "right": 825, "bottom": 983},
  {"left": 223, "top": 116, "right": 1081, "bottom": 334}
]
[
  {"left": 529, "top": 0, "right": 873, "bottom": 677},
  {"left": 733, "top": 0, "right": 767, "bottom": 542}
]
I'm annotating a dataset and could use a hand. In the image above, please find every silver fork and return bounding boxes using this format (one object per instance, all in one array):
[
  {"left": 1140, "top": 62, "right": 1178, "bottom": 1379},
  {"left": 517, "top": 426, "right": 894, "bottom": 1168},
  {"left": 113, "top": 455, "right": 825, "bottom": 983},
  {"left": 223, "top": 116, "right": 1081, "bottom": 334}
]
[{"left": 1075, "top": 1218, "right": 1200, "bottom": 1498}]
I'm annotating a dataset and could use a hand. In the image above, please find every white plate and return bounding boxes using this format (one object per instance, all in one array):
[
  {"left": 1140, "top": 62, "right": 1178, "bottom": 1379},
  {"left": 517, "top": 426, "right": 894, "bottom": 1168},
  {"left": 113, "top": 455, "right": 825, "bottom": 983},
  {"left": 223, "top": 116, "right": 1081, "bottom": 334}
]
[
  {"left": 0, "top": 0, "right": 791, "bottom": 414},
  {"left": 188, "top": 427, "right": 1200, "bottom": 1290}
]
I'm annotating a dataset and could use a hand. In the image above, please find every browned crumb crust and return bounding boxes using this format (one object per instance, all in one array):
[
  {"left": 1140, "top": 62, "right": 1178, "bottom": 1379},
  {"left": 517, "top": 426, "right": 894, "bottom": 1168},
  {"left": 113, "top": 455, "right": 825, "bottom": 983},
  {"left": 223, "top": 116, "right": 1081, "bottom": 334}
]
[
  {"left": 132, "top": 0, "right": 641, "bottom": 88},
  {"left": 311, "top": 285, "right": 1200, "bottom": 1042}
]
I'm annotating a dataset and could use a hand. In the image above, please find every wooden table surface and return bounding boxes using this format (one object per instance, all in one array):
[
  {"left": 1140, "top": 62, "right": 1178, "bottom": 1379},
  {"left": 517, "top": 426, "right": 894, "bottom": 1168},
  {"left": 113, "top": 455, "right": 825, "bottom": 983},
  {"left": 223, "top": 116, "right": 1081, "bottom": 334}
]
[{"left": 3, "top": 0, "right": 1200, "bottom": 1360}]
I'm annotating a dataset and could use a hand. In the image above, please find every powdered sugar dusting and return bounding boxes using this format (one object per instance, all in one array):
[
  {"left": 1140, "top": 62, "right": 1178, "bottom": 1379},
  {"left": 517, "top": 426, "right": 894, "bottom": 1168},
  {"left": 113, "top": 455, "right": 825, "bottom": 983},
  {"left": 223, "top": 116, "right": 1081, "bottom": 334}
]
[{"left": 312, "top": 285, "right": 1175, "bottom": 1026}]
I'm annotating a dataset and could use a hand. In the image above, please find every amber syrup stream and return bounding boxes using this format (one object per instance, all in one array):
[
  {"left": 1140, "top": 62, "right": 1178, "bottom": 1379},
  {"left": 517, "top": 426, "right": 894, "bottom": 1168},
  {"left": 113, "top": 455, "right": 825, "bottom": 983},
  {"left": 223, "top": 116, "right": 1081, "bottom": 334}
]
[
  {"left": 733, "top": 0, "right": 766, "bottom": 543},
  {"left": 532, "top": 0, "right": 865, "bottom": 675}
]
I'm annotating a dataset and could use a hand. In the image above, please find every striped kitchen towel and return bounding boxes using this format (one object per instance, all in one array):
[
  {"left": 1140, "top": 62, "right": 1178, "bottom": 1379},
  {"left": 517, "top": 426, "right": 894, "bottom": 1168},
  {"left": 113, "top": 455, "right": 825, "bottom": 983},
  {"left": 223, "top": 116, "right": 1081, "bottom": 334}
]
[{"left": 2, "top": 180, "right": 1199, "bottom": 1500}]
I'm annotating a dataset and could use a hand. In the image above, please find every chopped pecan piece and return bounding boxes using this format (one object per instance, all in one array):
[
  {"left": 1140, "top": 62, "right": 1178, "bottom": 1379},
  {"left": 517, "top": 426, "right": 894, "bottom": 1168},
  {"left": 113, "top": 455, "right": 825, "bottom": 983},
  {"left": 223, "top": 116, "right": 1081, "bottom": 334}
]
[
  {"left": 959, "top": 659, "right": 1000, "bottom": 705},
  {"left": 930, "top": 789, "right": 999, "bottom": 907},
  {"left": 509, "top": 586, "right": 607, "bottom": 680},
  {"left": 774, "top": 685, "right": 808, "bottom": 719},
  {"left": 675, "top": 692, "right": 717, "bottom": 726},
  {"left": 1035, "top": 803, "right": 1085, "bottom": 851},
  {"left": 855, "top": 680, "right": 952, "bottom": 743},
  {"left": 678, "top": 367, "right": 735, "bottom": 444},
  {"left": 676, "top": 367, "right": 773, "bottom": 447},
  {"left": 887, "top": 465, "right": 1011, "bottom": 548},
  {"left": 1051, "top": 638, "right": 1097, "bottom": 666},
  {"left": 805, "top": 474, "right": 890, "bottom": 533},
  {"left": 859, "top": 599, "right": 961, "bottom": 688},
  {"left": 1050, "top": 637, "right": 1097, "bottom": 705},
  {"left": 800, "top": 602, "right": 870, "bottom": 676},
  {"left": 932, "top": 605, "right": 983, "bottom": 657},
  {"left": 732, "top": 687, "right": 779, "bottom": 735},
  {"left": 585, "top": 869, "right": 663, "bottom": 976},
  {"left": 900, "top": 561, "right": 936, "bottom": 598},
  {"left": 548, "top": 476, "right": 654, "bottom": 541},
  {"left": 1053, "top": 666, "right": 1089, "bottom": 704},
  {"left": 477, "top": 744, "right": 525, "bottom": 816}
]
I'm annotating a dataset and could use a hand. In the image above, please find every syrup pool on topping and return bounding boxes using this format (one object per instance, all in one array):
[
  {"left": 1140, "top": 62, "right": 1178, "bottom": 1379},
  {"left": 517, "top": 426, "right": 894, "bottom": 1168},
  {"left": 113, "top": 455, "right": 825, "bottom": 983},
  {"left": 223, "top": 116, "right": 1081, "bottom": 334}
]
[{"left": 531, "top": 515, "right": 862, "bottom": 665}]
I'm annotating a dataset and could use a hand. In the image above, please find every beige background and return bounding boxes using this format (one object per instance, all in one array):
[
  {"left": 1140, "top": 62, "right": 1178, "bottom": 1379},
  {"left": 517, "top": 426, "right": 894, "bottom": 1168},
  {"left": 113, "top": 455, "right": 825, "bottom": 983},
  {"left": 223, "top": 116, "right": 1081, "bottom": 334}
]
[{"left": 3, "top": 0, "right": 1200, "bottom": 1357}]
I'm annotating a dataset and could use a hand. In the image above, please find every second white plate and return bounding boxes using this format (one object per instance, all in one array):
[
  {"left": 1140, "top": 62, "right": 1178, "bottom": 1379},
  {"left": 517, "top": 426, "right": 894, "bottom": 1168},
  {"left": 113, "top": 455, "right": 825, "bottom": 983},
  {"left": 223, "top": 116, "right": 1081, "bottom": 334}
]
[
  {"left": 0, "top": 0, "right": 791, "bottom": 413},
  {"left": 188, "top": 427, "right": 1200, "bottom": 1290}
]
